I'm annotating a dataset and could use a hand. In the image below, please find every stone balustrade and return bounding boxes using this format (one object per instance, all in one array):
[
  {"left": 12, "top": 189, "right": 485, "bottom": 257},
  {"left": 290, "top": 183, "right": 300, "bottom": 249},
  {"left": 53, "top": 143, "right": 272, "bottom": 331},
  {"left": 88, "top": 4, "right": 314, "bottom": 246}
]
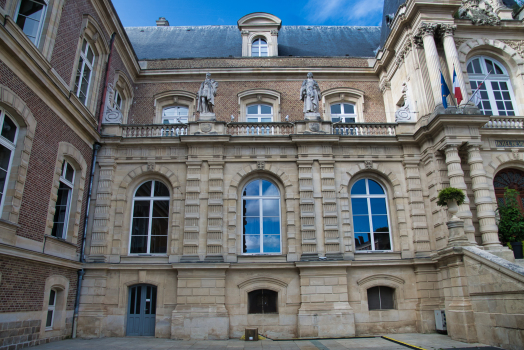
[
  {"left": 122, "top": 124, "right": 188, "bottom": 137},
  {"left": 483, "top": 116, "right": 524, "bottom": 129},
  {"left": 226, "top": 122, "right": 295, "bottom": 136},
  {"left": 332, "top": 123, "right": 397, "bottom": 136}
]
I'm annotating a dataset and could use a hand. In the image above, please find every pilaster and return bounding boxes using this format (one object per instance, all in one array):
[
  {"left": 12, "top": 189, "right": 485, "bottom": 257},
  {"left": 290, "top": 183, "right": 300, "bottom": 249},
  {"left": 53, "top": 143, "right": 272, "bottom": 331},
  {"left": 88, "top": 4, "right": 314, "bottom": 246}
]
[
  {"left": 206, "top": 161, "right": 225, "bottom": 261},
  {"left": 298, "top": 160, "right": 317, "bottom": 258},
  {"left": 182, "top": 160, "right": 203, "bottom": 261}
]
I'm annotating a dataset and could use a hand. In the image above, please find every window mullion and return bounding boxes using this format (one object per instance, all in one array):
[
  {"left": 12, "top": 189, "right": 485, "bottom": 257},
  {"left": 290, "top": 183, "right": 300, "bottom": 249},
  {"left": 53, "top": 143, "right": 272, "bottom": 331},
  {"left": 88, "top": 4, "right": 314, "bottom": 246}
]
[
  {"left": 147, "top": 197, "right": 153, "bottom": 254},
  {"left": 485, "top": 82, "right": 498, "bottom": 116}
]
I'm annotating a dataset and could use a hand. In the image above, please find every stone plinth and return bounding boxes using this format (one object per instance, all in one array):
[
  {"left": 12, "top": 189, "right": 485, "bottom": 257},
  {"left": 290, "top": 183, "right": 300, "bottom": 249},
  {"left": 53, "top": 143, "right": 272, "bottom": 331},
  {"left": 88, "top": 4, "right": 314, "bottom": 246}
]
[
  {"left": 198, "top": 112, "right": 216, "bottom": 121},
  {"left": 304, "top": 112, "right": 321, "bottom": 121},
  {"left": 294, "top": 120, "right": 331, "bottom": 134},
  {"left": 189, "top": 121, "right": 226, "bottom": 135},
  {"left": 446, "top": 220, "right": 471, "bottom": 247}
]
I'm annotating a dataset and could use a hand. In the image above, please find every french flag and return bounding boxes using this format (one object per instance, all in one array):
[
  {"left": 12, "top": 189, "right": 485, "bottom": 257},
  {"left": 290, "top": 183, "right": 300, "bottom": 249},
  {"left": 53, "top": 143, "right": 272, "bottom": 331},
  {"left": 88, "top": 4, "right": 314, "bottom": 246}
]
[{"left": 453, "top": 68, "right": 463, "bottom": 105}]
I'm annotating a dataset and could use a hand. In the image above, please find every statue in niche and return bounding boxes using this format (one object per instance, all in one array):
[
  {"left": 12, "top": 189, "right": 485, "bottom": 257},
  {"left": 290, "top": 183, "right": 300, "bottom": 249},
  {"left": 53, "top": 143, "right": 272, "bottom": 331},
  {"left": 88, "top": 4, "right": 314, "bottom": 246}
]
[
  {"left": 300, "top": 72, "right": 322, "bottom": 114},
  {"left": 197, "top": 73, "right": 218, "bottom": 114},
  {"left": 101, "top": 83, "right": 123, "bottom": 124},
  {"left": 395, "top": 82, "right": 415, "bottom": 122}
]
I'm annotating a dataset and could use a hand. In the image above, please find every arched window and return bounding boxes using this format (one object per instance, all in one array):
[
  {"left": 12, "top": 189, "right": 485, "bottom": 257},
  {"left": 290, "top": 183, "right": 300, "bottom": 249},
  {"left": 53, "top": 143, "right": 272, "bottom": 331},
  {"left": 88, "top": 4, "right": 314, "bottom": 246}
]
[
  {"left": 467, "top": 56, "right": 517, "bottom": 116},
  {"left": 242, "top": 179, "right": 281, "bottom": 254},
  {"left": 130, "top": 180, "right": 170, "bottom": 254},
  {"left": 351, "top": 178, "right": 392, "bottom": 251},
  {"left": 367, "top": 286, "right": 395, "bottom": 310},
  {"left": 251, "top": 38, "right": 268, "bottom": 57},
  {"left": 162, "top": 106, "right": 189, "bottom": 124},
  {"left": 51, "top": 161, "right": 75, "bottom": 238},
  {"left": 493, "top": 169, "right": 524, "bottom": 209},
  {"left": 330, "top": 103, "right": 356, "bottom": 123},
  {"left": 74, "top": 38, "right": 95, "bottom": 105},
  {"left": 248, "top": 289, "right": 278, "bottom": 314},
  {"left": 246, "top": 104, "right": 273, "bottom": 123},
  {"left": 0, "top": 111, "right": 18, "bottom": 212},
  {"left": 15, "top": 0, "right": 48, "bottom": 45}
]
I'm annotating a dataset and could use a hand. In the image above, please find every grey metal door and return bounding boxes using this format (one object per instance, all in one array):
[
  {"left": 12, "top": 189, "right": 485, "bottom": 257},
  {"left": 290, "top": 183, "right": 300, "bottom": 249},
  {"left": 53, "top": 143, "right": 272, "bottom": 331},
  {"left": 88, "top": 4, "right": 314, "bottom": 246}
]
[{"left": 127, "top": 285, "right": 157, "bottom": 336}]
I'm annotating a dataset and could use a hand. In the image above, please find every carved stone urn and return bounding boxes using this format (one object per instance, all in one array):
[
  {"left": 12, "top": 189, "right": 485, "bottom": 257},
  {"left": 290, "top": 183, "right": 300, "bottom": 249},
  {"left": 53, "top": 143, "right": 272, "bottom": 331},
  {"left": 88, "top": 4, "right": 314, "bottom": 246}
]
[{"left": 447, "top": 199, "right": 460, "bottom": 221}]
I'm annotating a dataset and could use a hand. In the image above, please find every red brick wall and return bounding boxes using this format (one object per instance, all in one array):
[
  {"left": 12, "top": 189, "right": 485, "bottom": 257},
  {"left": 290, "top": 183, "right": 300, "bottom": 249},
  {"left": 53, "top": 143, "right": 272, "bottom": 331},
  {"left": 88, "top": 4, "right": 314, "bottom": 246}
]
[
  {"left": 0, "top": 256, "right": 77, "bottom": 312},
  {"left": 0, "top": 62, "right": 92, "bottom": 245},
  {"left": 129, "top": 80, "right": 386, "bottom": 124}
]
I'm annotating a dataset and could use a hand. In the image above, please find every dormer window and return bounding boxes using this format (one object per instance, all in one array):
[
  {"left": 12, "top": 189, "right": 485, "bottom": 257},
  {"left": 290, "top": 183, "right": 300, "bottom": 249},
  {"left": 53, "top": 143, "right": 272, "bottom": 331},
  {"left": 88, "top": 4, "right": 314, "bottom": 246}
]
[{"left": 251, "top": 38, "right": 268, "bottom": 57}]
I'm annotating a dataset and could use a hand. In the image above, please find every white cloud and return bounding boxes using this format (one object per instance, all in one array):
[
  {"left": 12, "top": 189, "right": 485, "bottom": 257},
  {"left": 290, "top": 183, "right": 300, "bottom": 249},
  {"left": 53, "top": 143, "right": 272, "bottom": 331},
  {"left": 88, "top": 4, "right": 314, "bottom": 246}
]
[{"left": 304, "top": 0, "right": 384, "bottom": 25}]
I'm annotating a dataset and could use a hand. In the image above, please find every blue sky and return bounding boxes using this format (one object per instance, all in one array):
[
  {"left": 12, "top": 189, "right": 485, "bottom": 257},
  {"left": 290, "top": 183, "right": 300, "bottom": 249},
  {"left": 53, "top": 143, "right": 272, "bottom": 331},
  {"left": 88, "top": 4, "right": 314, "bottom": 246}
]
[{"left": 112, "top": 0, "right": 384, "bottom": 27}]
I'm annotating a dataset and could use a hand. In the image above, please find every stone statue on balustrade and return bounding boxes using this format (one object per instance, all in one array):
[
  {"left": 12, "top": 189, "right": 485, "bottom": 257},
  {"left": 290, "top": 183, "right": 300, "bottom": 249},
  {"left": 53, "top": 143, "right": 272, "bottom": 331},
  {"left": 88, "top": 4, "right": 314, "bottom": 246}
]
[
  {"left": 197, "top": 73, "right": 218, "bottom": 120},
  {"left": 300, "top": 72, "right": 322, "bottom": 120}
]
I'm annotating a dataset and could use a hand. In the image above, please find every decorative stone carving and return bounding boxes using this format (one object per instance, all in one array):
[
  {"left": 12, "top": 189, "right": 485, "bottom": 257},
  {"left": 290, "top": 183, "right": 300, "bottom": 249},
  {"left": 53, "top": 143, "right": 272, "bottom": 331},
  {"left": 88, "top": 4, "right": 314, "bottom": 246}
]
[
  {"left": 501, "top": 40, "right": 524, "bottom": 58},
  {"left": 200, "top": 123, "right": 212, "bottom": 133},
  {"left": 147, "top": 162, "right": 155, "bottom": 171},
  {"left": 197, "top": 73, "right": 218, "bottom": 114},
  {"left": 379, "top": 80, "right": 391, "bottom": 94},
  {"left": 413, "top": 23, "right": 437, "bottom": 48},
  {"left": 101, "top": 83, "right": 123, "bottom": 124},
  {"left": 365, "top": 160, "right": 373, "bottom": 169},
  {"left": 439, "top": 24, "right": 457, "bottom": 38},
  {"left": 300, "top": 73, "right": 321, "bottom": 114},
  {"left": 309, "top": 123, "right": 320, "bottom": 132},
  {"left": 395, "top": 83, "right": 415, "bottom": 122},
  {"left": 257, "top": 161, "right": 265, "bottom": 170},
  {"left": 457, "top": 0, "right": 501, "bottom": 26},
  {"left": 270, "top": 30, "right": 279, "bottom": 35},
  {"left": 395, "top": 37, "right": 413, "bottom": 66},
  {"left": 385, "top": 14, "right": 395, "bottom": 28},
  {"left": 241, "top": 30, "right": 249, "bottom": 35}
]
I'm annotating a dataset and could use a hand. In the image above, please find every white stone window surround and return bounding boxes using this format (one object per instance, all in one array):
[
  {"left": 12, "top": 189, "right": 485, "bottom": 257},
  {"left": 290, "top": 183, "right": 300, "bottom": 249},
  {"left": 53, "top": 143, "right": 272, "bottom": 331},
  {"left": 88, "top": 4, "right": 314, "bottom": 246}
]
[
  {"left": 50, "top": 161, "right": 75, "bottom": 239},
  {"left": 0, "top": 110, "right": 19, "bottom": 214},
  {"left": 238, "top": 89, "right": 281, "bottom": 122},
  {"left": 238, "top": 13, "right": 281, "bottom": 57},
  {"left": 14, "top": 0, "right": 48, "bottom": 46},
  {"left": 40, "top": 275, "right": 69, "bottom": 337},
  {"left": 467, "top": 55, "right": 519, "bottom": 116},
  {"left": 322, "top": 88, "right": 365, "bottom": 122},
  {"left": 350, "top": 178, "right": 393, "bottom": 252},
  {"left": 128, "top": 180, "right": 170, "bottom": 256},
  {"left": 154, "top": 90, "right": 196, "bottom": 124},
  {"left": 251, "top": 37, "right": 269, "bottom": 57}
]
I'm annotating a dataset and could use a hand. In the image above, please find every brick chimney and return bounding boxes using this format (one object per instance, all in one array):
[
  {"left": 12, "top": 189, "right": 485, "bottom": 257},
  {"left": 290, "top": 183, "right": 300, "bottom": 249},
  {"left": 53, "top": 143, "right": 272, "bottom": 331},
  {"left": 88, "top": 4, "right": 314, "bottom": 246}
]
[{"left": 156, "top": 17, "right": 169, "bottom": 26}]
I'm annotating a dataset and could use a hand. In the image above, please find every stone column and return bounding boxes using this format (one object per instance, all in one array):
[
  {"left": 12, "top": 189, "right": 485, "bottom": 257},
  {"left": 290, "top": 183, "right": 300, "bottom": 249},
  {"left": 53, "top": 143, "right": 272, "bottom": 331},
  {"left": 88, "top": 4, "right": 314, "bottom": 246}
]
[
  {"left": 444, "top": 145, "right": 476, "bottom": 244},
  {"left": 416, "top": 23, "right": 443, "bottom": 107},
  {"left": 466, "top": 145, "right": 502, "bottom": 248},
  {"left": 440, "top": 24, "right": 469, "bottom": 105}
]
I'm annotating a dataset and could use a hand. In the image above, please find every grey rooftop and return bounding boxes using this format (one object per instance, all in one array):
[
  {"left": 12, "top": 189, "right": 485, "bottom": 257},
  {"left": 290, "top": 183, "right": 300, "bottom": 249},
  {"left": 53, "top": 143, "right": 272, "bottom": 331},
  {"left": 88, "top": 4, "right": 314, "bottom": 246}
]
[{"left": 125, "top": 25, "right": 381, "bottom": 60}]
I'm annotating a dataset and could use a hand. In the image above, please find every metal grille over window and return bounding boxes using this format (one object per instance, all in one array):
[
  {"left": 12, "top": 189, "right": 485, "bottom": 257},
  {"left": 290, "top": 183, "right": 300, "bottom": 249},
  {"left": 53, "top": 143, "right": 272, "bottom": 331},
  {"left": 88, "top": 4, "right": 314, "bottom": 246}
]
[
  {"left": 351, "top": 179, "right": 392, "bottom": 251},
  {"left": 130, "top": 181, "right": 170, "bottom": 254},
  {"left": 251, "top": 38, "right": 268, "bottom": 57},
  {"left": 242, "top": 179, "right": 281, "bottom": 254},
  {"left": 331, "top": 103, "right": 356, "bottom": 123},
  {"left": 0, "top": 111, "right": 18, "bottom": 211},
  {"left": 15, "top": 0, "right": 47, "bottom": 45},
  {"left": 74, "top": 39, "right": 95, "bottom": 105},
  {"left": 367, "top": 286, "right": 395, "bottom": 310},
  {"left": 162, "top": 106, "right": 189, "bottom": 124},
  {"left": 51, "top": 161, "right": 75, "bottom": 238},
  {"left": 248, "top": 289, "right": 278, "bottom": 314},
  {"left": 467, "top": 56, "right": 516, "bottom": 116}
]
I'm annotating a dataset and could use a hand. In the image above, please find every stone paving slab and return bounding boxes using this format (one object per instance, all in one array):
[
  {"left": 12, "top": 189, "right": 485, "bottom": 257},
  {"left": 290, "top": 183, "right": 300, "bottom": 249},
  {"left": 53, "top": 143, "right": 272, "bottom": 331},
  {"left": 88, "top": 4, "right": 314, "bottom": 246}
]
[{"left": 26, "top": 334, "right": 498, "bottom": 350}]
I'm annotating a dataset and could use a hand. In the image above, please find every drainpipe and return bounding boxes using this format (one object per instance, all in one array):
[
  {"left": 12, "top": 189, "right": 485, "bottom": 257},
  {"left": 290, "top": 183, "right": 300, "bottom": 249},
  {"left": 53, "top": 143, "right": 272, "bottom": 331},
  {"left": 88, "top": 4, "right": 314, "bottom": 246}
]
[{"left": 97, "top": 33, "right": 116, "bottom": 133}]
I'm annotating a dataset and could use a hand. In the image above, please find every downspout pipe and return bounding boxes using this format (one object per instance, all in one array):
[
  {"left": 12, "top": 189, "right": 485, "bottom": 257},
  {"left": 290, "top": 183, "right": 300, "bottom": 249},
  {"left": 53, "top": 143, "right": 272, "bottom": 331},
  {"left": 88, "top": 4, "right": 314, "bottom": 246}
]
[
  {"left": 97, "top": 33, "right": 116, "bottom": 133},
  {"left": 72, "top": 143, "right": 100, "bottom": 338}
]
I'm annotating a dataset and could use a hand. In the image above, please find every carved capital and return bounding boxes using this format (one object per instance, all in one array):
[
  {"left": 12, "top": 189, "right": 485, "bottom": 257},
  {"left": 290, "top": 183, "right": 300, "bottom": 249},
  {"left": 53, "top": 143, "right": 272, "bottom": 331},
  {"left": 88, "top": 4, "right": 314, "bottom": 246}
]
[
  {"left": 416, "top": 23, "right": 438, "bottom": 38},
  {"left": 379, "top": 80, "right": 391, "bottom": 94},
  {"left": 241, "top": 29, "right": 249, "bottom": 35},
  {"left": 439, "top": 24, "right": 457, "bottom": 38},
  {"left": 270, "top": 30, "right": 279, "bottom": 35}
]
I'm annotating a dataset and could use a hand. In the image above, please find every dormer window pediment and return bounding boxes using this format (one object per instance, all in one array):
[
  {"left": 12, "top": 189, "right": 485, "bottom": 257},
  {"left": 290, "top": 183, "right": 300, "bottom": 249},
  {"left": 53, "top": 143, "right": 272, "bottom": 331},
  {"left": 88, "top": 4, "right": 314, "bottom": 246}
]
[{"left": 238, "top": 12, "right": 281, "bottom": 57}]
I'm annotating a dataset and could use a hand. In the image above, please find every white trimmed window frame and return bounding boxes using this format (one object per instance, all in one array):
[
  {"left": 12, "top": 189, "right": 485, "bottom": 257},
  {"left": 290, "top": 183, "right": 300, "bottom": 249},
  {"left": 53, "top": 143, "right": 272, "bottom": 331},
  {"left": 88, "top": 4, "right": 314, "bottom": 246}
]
[
  {"left": 0, "top": 110, "right": 19, "bottom": 214},
  {"left": 330, "top": 103, "right": 357, "bottom": 123},
  {"left": 14, "top": 0, "right": 48, "bottom": 46},
  {"left": 154, "top": 91, "right": 196, "bottom": 124},
  {"left": 322, "top": 88, "right": 365, "bottom": 122},
  {"left": 467, "top": 55, "right": 518, "bottom": 116},
  {"left": 246, "top": 104, "right": 273, "bottom": 122},
  {"left": 74, "top": 39, "right": 95, "bottom": 106},
  {"left": 51, "top": 161, "right": 75, "bottom": 239},
  {"left": 251, "top": 37, "right": 268, "bottom": 57},
  {"left": 238, "top": 90, "right": 281, "bottom": 122},
  {"left": 162, "top": 106, "right": 189, "bottom": 124},
  {"left": 45, "top": 289, "right": 56, "bottom": 330}
]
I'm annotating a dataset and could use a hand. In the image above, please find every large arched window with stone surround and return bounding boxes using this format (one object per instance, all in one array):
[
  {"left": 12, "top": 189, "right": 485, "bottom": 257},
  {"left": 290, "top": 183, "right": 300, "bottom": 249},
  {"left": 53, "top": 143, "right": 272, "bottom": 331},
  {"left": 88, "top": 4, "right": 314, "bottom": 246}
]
[
  {"left": 242, "top": 179, "right": 281, "bottom": 254},
  {"left": 493, "top": 168, "right": 524, "bottom": 209},
  {"left": 130, "top": 180, "right": 170, "bottom": 254},
  {"left": 351, "top": 178, "right": 392, "bottom": 251},
  {"left": 467, "top": 56, "right": 517, "bottom": 116}
]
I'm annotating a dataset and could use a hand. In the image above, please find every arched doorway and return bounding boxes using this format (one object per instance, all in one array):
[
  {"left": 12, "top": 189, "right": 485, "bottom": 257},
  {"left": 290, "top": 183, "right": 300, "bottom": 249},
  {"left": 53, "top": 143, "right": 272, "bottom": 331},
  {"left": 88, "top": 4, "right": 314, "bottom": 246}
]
[
  {"left": 127, "top": 284, "right": 157, "bottom": 336},
  {"left": 493, "top": 168, "right": 524, "bottom": 209}
]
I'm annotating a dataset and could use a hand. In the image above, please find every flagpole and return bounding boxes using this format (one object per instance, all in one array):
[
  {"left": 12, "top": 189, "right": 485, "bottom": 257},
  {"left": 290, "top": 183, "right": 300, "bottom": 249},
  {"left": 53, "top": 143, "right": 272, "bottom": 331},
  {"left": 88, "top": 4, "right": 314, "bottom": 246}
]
[
  {"left": 463, "top": 70, "right": 492, "bottom": 107},
  {"left": 441, "top": 69, "right": 458, "bottom": 108}
]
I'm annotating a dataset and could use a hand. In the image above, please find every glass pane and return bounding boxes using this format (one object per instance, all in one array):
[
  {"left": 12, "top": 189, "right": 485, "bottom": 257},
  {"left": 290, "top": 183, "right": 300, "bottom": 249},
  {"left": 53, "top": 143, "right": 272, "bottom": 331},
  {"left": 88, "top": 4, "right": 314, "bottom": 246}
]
[
  {"left": 247, "top": 105, "right": 258, "bottom": 114},
  {"left": 353, "top": 215, "right": 370, "bottom": 233},
  {"left": 131, "top": 218, "right": 149, "bottom": 236},
  {"left": 331, "top": 117, "right": 340, "bottom": 123},
  {"left": 243, "top": 199, "right": 259, "bottom": 217},
  {"left": 355, "top": 232, "right": 371, "bottom": 250},
  {"left": 136, "top": 181, "right": 152, "bottom": 197},
  {"left": 150, "top": 235, "right": 167, "bottom": 254},
  {"left": 263, "top": 199, "right": 279, "bottom": 217},
  {"left": 263, "top": 234, "right": 280, "bottom": 253},
  {"left": 244, "top": 234, "right": 260, "bottom": 253},
  {"left": 65, "top": 163, "right": 74, "bottom": 183},
  {"left": 1, "top": 116, "right": 17, "bottom": 143},
  {"left": 263, "top": 217, "right": 280, "bottom": 235},
  {"left": 374, "top": 231, "right": 391, "bottom": 250},
  {"left": 368, "top": 180, "right": 384, "bottom": 194},
  {"left": 151, "top": 287, "right": 157, "bottom": 314},
  {"left": 243, "top": 217, "right": 260, "bottom": 235},
  {"left": 130, "top": 235, "right": 147, "bottom": 253},
  {"left": 49, "top": 290, "right": 56, "bottom": 305},
  {"left": 370, "top": 198, "right": 387, "bottom": 215},
  {"left": 46, "top": 310, "right": 53, "bottom": 328},
  {"left": 152, "top": 201, "right": 169, "bottom": 217},
  {"left": 351, "top": 179, "right": 366, "bottom": 195},
  {"left": 151, "top": 218, "right": 168, "bottom": 236},
  {"left": 351, "top": 198, "right": 368, "bottom": 215},
  {"left": 51, "top": 223, "right": 64, "bottom": 238},
  {"left": 372, "top": 215, "right": 389, "bottom": 232},
  {"left": 247, "top": 118, "right": 258, "bottom": 122},
  {"left": 467, "top": 62, "right": 473, "bottom": 74},
  {"left": 494, "top": 91, "right": 502, "bottom": 100},
  {"left": 379, "top": 287, "right": 395, "bottom": 309},
  {"left": 135, "top": 286, "right": 142, "bottom": 314},
  {"left": 260, "top": 105, "right": 272, "bottom": 114},
  {"left": 133, "top": 201, "right": 150, "bottom": 217},
  {"left": 82, "top": 39, "right": 87, "bottom": 52},
  {"left": 145, "top": 286, "right": 151, "bottom": 314},
  {"left": 485, "top": 59, "right": 494, "bottom": 74},
  {"left": 261, "top": 117, "right": 272, "bottom": 122},
  {"left": 79, "top": 65, "right": 91, "bottom": 103},
  {"left": 163, "top": 107, "right": 175, "bottom": 117},
  {"left": 472, "top": 58, "right": 481, "bottom": 73},
  {"left": 367, "top": 287, "right": 381, "bottom": 310},
  {"left": 343, "top": 104, "right": 355, "bottom": 114},
  {"left": 243, "top": 181, "right": 259, "bottom": 196},
  {"left": 177, "top": 107, "right": 189, "bottom": 116},
  {"left": 494, "top": 63, "right": 504, "bottom": 75},
  {"left": 262, "top": 180, "right": 279, "bottom": 196},
  {"left": 500, "top": 82, "right": 508, "bottom": 90},
  {"left": 331, "top": 104, "right": 341, "bottom": 114},
  {"left": 0, "top": 169, "right": 7, "bottom": 196},
  {"left": 86, "top": 46, "right": 94, "bottom": 65},
  {"left": 491, "top": 81, "right": 499, "bottom": 90},
  {"left": 251, "top": 47, "right": 259, "bottom": 57},
  {"left": 154, "top": 181, "right": 169, "bottom": 197},
  {"left": 0, "top": 144, "right": 12, "bottom": 171},
  {"left": 129, "top": 287, "right": 136, "bottom": 314}
]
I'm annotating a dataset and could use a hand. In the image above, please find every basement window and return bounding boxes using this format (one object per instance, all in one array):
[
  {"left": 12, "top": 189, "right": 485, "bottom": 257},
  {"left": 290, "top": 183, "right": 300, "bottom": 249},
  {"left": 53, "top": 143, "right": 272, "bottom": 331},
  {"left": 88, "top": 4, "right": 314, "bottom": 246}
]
[
  {"left": 248, "top": 289, "right": 278, "bottom": 314},
  {"left": 367, "top": 286, "right": 395, "bottom": 310}
]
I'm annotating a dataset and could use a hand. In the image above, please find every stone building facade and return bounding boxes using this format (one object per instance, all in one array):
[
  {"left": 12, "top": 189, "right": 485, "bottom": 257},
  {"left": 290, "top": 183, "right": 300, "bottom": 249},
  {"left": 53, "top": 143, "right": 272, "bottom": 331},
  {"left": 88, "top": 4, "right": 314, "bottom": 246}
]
[{"left": 0, "top": 0, "right": 524, "bottom": 349}]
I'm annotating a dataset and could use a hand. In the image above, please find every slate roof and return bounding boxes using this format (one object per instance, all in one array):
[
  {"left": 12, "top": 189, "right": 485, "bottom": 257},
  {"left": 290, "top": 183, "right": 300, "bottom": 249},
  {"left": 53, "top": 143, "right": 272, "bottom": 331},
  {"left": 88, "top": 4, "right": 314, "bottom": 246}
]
[{"left": 125, "top": 25, "right": 381, "bottom": 60}]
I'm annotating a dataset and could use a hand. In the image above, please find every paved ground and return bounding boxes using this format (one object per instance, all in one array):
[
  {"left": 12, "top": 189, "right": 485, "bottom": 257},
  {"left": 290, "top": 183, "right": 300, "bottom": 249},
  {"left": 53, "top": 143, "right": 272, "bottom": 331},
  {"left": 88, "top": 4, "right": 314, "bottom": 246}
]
[{"left": 29, "top": 333, "right": 500, "bottom": 350}]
